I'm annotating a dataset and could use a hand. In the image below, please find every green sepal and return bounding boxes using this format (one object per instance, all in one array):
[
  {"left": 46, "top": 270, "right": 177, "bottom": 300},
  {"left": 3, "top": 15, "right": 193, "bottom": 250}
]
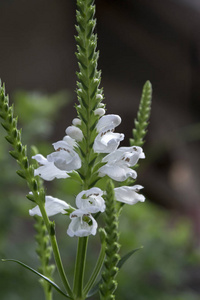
[
  {"left": 5, "top": 135, "right": 13, "bottom": 144},
  {"left": 32, "top": 179, "right": 38, "bottom": 191},
  {"left": 1, "top": 259, "right": 71, "bottom": 298},
  {"left": 16, "top": 170, "right": 26, "bottom": 179},
  {"left": 9, "top": 150, "right": 19, "bottom": 159},
  {"left": 92, "top": 160, "right": 106, "bottom": 174},
  {"left": 69, "top": 170, "right": 83, "bottom": 184},
  {"left": 1, "top": 121, "right": 9, "bottom": 131},
  {"left": 26, "top": 193, "right": 35, "bottom": 202}
]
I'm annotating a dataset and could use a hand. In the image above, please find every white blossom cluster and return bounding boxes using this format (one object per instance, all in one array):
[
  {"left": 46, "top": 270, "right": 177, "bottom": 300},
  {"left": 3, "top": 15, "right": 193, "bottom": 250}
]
[{"left": 30, "top": 112, "right": 145, "bottom": 237}]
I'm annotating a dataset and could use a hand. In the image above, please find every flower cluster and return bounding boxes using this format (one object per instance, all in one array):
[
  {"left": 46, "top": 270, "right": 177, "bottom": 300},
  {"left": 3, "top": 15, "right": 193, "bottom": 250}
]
[{"left": 30, "top": 114, "right": 145, "bottom": 237}]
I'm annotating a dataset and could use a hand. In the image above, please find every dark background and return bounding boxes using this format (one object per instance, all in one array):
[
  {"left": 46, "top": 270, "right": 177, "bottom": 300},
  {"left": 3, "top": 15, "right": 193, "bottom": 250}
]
[{"left": 0, "top": 0, "right": 200, "bottom": 299}]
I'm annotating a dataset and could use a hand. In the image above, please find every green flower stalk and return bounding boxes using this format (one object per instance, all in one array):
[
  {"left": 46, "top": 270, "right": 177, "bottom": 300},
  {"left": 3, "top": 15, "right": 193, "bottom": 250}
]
[
  {"left": 0, "top": 81, "right": 41, "bottom": 195},
  {"left": 75, "top": 0, "right": 104, "bottom": 189},
  {"left": 99, "top": 181, "right": 120, "bottom": 300},
  {"left": 130, "top": 80, "right": 152, "bottom": 147},
  {"left": 0, "top": 81, "right": 73, "bottom": 298},
  {"left": 34, "top": 215, "right": 55, "bottom": 300}
]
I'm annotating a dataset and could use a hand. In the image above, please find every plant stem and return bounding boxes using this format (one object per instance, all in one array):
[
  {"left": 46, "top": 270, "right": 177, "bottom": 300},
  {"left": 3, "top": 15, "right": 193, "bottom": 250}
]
[
  {"left": 73, "top": 237, "right": 88, "bottom": 299},
  {"left": 83, "top": 241, "right": 106, "bottom": 297},
  {"left": 38, "top": 201, "right": 73, "bottom": 299}
]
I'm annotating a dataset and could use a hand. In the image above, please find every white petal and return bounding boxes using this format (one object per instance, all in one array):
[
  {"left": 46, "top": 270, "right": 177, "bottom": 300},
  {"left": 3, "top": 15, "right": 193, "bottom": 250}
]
[
  {"left": 93, "top": 132, "right": 124, "bottom": 153},
  {"left": 102, "top": 146, "right": 144, "bottom": 167},
  {"left": 99, "top": 163, "right": 137, "bottom": 182},
  {"left": 76, "top": 188, "right": 105, "bottom": 213},
  {"left": 67, "top": 210, "right": 97, "bottom": 237},
  {"left": 63, "top": 135, "right": 77, "bottom": 147},
  {"left": 34, "top": 161, "right": 69, "bottom": 181},
  {"left": 53, "top": 140, "right": 73, "bottom": 151},
  {"left": 114, "top": 185, "right": 145, "bottom": 205},
  {"left": 32, "top": 154, "right": 48, "bottom": 165},
  {"left": 65, "top": 126, "right": 83, "bottom": 141},
  {"left": 47, "top": 149, "right": 81, "bottom": 172},
  {"left": 96, "top": 114, "right": 121, "bottom": 132},
  {"left": 85, "top": 187, "right": 104, "bottom": 197},
  {"left": 29, "top": 196, "right": 70, "bottom": 217}
]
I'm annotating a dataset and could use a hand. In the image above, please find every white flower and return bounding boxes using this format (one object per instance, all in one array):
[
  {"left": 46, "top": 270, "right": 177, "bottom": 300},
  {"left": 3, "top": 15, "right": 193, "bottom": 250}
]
[
  {"left": 33, "top": 154, "right": 70, "bottom": 181},
  {"left": 96, "top": 114, "right": 121, "bottom": 132},
  {"left": 48, "top": 140, "right": 81, "bottom": 171},
  {"left": 99, "top": 146, "right": 145, "bottom": 181},
  {"left": 76, "top": 187, "right": 105, "bottom": 213},
  {"left": 94, "top": 114, "right": 124, "bottom": 153},
  {"left": 33, "top": 140, "right": 81, "bottom": 181},
  {"left": 67, "top": 209, "right": 98, "bottom": 237},
  {"left": 29, "top": 195, "right": 70, "bottom": 217},
  {"left": 114, "top": 185, "right": 145, "bottom": 205},
  {"left": 65, "top": 125, "right": 83, "bottom": 141}
]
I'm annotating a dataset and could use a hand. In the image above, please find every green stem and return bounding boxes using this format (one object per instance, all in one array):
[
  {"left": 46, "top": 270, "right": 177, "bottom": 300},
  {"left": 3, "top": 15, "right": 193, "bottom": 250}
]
[
  {"left": 44, "top": 287, "right": 53, "bottom": 300},
  {"left": 38, "top": 201, "right": 73, "bottom": 299},
  {"left": 73, "top": 237, "right": 88, "bottom": 299},
  {"left": 83, "top": 242, "right": 106, "bottom": 297}
]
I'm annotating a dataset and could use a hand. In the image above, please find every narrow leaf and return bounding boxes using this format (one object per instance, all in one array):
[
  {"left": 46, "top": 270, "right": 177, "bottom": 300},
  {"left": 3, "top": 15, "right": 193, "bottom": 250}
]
[
  {"left": 117, "top": 246, "right": 143, "bottom": 269},
  {"left": 2, "top": 259, "right": 72, "bottom": 299}
]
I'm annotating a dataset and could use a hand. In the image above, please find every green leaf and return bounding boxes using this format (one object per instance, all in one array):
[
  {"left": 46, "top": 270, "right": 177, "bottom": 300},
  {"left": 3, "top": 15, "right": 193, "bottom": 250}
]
[
  {"left": 2, "top": 259, "right": 72, "bottom": 299},
  {"left": 117, "top": 246, "right": 143, "bottom": 269},
  {"left": 87, "top": 246, "right": 143, "bottom": 298}
]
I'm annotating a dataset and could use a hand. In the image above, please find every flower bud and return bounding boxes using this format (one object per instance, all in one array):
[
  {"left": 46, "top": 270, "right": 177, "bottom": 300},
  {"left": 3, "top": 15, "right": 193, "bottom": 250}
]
[
  {"left": 94, "top": 108, "right": 105, "bottom": 117},
  {"left": 65, "top": 125, "right": 83, "bottom": 141}
]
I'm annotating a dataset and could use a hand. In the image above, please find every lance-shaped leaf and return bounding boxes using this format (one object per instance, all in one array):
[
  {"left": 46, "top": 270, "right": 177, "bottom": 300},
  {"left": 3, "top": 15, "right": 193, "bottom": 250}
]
[{"left": 2, "top": 259, "right": 71, "bottom": 299}]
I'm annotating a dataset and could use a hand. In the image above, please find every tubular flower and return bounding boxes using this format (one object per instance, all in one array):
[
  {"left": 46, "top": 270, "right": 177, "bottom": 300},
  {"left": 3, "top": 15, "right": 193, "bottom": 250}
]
[
  {"left": 76, "top": 187, "right": 105, "bottom": 213},
  {"left": 114, "top": 185, "right": 145, "bottom": 205},
  {"left": 29, "top": 195, "right": 70, "bottom": 217},
  {"left": 48, "top": 140, "right": 81, "bottom": 171},
  {"left": 33, "top": 139, "right": 81, "bottom": 181},
  {"left": 67, "top": 209, "right": 98, "bottom": 237},
  {"left": 93, "top": 114, "right": 124, "bottom": 153},
  {"left": 99, "top": 146, "right": 145, "bottom": 182},
  {"left": 32, "top": 154, "right": 70, "bottom": 181}
]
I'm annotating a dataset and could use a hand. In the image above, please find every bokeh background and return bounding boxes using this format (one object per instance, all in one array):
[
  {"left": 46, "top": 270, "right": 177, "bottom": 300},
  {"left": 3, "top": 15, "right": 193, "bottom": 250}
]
[{"left": 0, "top": 0, "right": 200, "bottom": 299}]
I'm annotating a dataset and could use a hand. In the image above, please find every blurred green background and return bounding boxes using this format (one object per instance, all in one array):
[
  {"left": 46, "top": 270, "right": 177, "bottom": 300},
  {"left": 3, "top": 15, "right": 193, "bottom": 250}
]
[{"left": 0, "top": 92, "right": 200, "bottom": 300}]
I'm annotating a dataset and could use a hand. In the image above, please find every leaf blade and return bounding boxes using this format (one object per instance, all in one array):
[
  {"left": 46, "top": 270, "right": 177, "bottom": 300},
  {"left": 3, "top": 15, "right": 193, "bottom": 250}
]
[{"left": 2, "top": 259, "right": 72, "bottom": 299}]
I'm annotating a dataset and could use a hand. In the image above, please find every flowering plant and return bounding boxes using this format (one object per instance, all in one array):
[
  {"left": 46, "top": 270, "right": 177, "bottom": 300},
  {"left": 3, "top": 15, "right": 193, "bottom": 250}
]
[{"left": 0, "top": 0, "right": 152, "bottom": 299}]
